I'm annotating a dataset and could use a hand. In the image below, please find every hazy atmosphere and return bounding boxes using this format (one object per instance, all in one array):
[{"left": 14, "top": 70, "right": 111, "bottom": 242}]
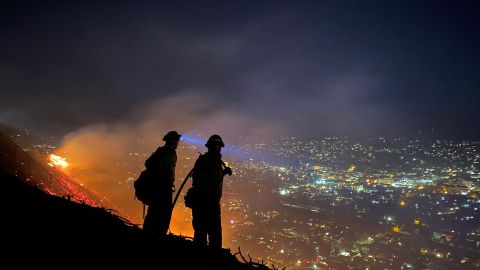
[{"left": 1, "top": 0, "right": 479, "bottom": 140}]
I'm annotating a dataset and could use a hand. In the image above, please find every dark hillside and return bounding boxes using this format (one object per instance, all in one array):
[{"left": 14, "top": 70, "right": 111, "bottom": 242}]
[{"left": 1, "top": 170, "right": 270, "bottom": 269}]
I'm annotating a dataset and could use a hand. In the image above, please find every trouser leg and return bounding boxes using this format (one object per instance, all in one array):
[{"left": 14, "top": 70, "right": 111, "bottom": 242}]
[
  {"left": 144, "top": 192, "right": 172, "bottom": 235},
  {"left": 207, "top": 204, "right": 222, "bottom": 249},
  {"left": 159, "top": 192, "right": 173, "bottom": 235},
  {"left": 143, "top": 205, "right": 160, "bottom": 233},
  {"left": 192, "top": 207, "right": 207, "bottom": 246},
  {"left": 158, "top": 203, "right": 172, "bottom": 235}
]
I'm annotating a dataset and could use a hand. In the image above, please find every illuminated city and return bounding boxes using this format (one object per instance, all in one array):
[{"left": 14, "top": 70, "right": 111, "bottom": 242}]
[{"left": 10, "top": 130, "right": 479, "bottom": 269}]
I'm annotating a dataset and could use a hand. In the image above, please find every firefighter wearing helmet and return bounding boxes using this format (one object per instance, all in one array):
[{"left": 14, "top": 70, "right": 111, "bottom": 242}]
[
  {"left": 191, "top": 134, "right": 232, "bottom": 248},
  {"left": 143, "top": 131, "right": 181, "bottom": 235}
]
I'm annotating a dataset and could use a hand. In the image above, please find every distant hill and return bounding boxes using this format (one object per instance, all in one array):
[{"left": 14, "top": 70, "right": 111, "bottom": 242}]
[{"left": 0, "top": 123, "right": 44, "bottom": 149}]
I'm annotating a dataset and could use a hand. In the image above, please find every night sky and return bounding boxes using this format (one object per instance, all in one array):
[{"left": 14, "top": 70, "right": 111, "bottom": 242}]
[{"left": 1, "top": 0, "right": 479, "bottom": 140}]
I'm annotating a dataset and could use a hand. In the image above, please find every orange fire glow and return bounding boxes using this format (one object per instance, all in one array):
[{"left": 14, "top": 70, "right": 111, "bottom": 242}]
[{"left": 48, "top": 154, "right": 69, "bottom": 169}]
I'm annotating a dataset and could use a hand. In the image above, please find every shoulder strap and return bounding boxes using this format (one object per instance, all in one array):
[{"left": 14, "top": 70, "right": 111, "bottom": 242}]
[{"left": 145, "top": 146, "right": 165, "bottom": 169}]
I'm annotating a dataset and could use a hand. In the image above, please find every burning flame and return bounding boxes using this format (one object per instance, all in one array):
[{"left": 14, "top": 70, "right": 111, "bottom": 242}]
[{"left": 48, "top": 154, "right": 69, "bottom": 169}]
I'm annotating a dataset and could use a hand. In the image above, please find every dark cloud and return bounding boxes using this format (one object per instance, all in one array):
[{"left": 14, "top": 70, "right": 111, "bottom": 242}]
[{"left": 1, "top": 0, "right": 479, "bottom": 139}]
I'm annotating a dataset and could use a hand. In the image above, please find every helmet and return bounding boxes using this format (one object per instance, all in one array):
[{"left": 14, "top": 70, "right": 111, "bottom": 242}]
[
  {"left": 163, "top": 131, "right": 182, "bottom": 142},
  {"left": 205, "top": 134, "right": 225, "bottom": 147}
]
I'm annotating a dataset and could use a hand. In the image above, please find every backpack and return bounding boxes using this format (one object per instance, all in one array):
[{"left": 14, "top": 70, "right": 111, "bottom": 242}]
[
  {"left": 183, "top": 186, "right": 196, "bottom": 209},
  {"left": 183, "top": 154, "right": 205, "bottom": 209},
  {"left": 133, "top": 147, "right": 165, "bottom": 206},
  {"left": 133, "top": 169, "right": 156, "bottom": 206}
]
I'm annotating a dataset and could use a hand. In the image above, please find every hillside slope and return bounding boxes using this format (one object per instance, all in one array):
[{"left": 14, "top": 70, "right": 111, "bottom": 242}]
[{"left": 0, "top": 171, "right": 269, "bottom": 269}]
